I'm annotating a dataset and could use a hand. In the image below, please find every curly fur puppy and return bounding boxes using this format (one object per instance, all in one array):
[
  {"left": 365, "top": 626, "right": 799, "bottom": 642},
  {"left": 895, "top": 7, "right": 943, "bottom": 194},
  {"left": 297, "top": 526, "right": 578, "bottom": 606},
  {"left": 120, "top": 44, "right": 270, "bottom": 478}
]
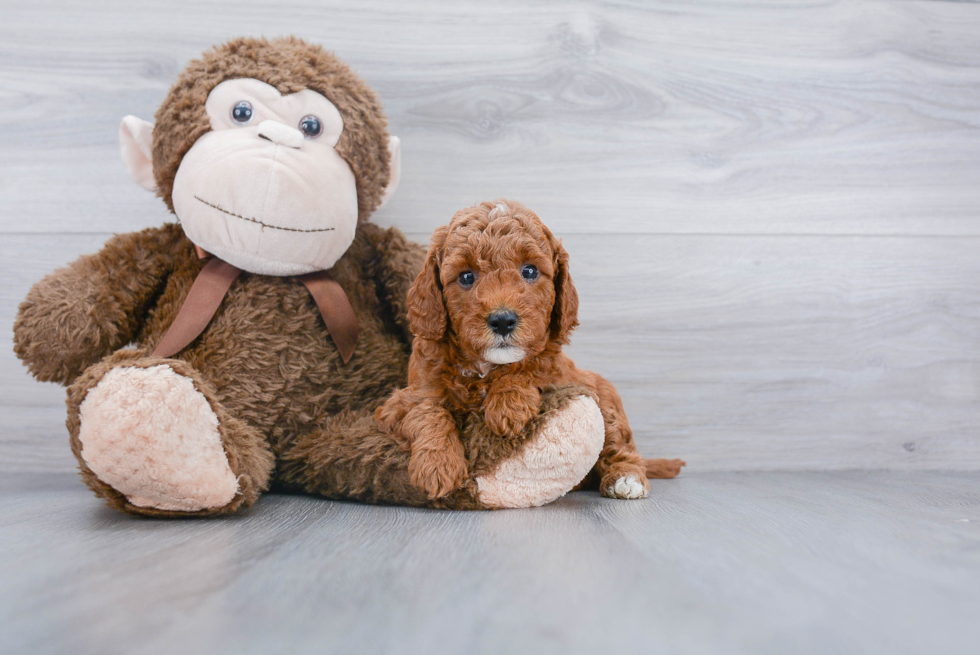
[{"left": 377, "top": 200, "right": 684, "bottom": 500}]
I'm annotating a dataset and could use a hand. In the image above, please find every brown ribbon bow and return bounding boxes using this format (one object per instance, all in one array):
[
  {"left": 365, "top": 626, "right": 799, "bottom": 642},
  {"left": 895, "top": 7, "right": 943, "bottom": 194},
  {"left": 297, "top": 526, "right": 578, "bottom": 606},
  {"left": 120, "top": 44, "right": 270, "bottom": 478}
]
[{"left": 152, "top": 251, "right": 359, "bottom": 363}]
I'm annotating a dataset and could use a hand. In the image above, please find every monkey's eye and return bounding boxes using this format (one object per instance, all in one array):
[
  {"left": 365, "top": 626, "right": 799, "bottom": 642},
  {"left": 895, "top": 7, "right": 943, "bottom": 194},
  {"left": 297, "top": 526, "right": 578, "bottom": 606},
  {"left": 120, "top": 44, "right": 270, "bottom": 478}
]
[
  {"left": 231, "top": 101, "right": 253, "bottom": 124},
  {"left": 521, "top": 264, "right": 539, "bottom": 282},
  {"left": 458, "top": 271, "right": 476, "bottom": 289},
  {"left": 299, "top": 115, "right": 322, "bottom": 138}
]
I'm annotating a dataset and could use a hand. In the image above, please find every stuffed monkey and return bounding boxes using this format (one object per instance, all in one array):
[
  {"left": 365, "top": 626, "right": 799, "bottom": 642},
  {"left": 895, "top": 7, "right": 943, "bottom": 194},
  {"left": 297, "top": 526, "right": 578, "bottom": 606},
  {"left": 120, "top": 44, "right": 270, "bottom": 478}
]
[{"left": 13, "top": 37, "right": 608, "bottom": 515}]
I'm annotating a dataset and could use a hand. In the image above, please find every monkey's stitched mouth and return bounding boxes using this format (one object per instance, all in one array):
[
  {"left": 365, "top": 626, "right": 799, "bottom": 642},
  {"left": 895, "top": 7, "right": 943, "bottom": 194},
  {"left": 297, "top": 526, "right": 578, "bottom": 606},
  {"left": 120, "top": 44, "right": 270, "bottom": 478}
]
[{"left": 193, "top": 196, "right": 336, "bottom": 233}]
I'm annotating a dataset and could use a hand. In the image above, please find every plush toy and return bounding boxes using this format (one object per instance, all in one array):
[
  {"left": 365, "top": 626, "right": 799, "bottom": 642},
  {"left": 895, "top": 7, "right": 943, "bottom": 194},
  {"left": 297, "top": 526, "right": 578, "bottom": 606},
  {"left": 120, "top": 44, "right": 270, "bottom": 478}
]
[
  {"left": 376, "top": 200, "right": 685, "bottom": 505},
  {"left": 284, "top": 384, "right": 613, "bottom": 509},
  {"left": 13, "top": 36, "right": 618, "bottom": 515}
]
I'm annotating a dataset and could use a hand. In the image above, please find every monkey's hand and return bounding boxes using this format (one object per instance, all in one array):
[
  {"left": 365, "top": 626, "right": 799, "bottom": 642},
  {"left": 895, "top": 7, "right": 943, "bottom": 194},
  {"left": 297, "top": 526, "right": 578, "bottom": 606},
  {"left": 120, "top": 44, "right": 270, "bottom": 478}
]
[{"left": 13, "top": 225, "right": 182, "bottom": 385}]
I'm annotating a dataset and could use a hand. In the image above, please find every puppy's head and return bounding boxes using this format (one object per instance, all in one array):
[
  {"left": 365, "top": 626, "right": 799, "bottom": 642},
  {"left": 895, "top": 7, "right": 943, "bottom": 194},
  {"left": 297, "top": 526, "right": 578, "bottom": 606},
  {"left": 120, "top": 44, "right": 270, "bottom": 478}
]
[{"left": 408, "top": 200, "right": 579, "bottom": 364}]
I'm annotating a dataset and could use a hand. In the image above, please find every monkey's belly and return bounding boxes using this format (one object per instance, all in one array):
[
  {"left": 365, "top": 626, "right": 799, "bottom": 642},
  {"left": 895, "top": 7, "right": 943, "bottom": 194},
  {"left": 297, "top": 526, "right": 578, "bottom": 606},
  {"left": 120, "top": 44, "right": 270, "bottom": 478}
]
[
  {"left": 475, "top": 395, "right": 604, "bottom": 509},
  {"left": 165, "top": 281, "right": 410, "bottom": 446}
]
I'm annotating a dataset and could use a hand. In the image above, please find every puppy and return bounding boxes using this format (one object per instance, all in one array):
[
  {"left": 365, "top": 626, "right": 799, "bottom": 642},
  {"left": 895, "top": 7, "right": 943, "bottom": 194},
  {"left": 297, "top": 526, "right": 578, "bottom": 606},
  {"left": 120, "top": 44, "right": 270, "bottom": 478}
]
[{"left": 376, "top": 200, "right": 684, "bottom": 500}]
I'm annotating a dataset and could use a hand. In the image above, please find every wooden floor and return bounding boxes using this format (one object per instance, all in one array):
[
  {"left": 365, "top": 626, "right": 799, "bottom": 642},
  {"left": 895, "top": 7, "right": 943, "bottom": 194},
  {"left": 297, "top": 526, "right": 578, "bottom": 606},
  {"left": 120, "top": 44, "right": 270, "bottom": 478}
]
[{"left": 2, "top": 471, "right": 977, "bottom": 655}]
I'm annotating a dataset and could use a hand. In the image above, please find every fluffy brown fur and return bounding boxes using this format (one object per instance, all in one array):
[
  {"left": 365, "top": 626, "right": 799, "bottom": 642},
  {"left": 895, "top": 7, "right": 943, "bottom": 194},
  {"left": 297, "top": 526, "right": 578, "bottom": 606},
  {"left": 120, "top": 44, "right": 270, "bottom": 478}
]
[
  {"left": 12, "top": 37, "right": 423, "bottom": 516},
  {"left": 280, "top": 384, "right": 595, "bottom": 509},
  {"left": 14, "top": 38, "right": 628, "bottom": 516},
  {"left": 15, "top": 219, "right": 425, "bottom": 515},
  {"left": 377, "top": 200, "right": 685, "bottom": 500}
]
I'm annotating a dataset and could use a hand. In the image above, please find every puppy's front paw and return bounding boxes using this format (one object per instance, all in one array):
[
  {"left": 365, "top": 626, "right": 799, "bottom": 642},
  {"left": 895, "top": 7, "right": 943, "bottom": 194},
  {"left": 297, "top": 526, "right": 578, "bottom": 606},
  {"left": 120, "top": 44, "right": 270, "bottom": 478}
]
[
  {"left": 602, "top": 475, "right": 650, "bottom": 500},
  {"left": 375, "top": 390, "right": 414, "bottom": 449},
  {"left": 409, "top": 447, "right": 469, "bottom": 500},
  {"left": 484, "top": 391, "right": 539, "bottom": 437}
]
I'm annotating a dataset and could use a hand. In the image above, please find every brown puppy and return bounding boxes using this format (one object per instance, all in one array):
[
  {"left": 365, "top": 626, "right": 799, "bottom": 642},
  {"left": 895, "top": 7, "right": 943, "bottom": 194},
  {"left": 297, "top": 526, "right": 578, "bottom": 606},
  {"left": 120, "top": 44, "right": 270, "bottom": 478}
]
[{"left": 377, "top": 200, "right": 684, "bottom": 500}]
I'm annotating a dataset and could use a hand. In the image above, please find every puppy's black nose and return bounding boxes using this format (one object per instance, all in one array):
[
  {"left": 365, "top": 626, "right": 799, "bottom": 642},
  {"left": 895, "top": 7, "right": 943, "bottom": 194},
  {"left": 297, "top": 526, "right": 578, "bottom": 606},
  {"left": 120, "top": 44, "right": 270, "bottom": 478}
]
[{"left": 487, "top": 310, "right": 519, "bottom": 336}]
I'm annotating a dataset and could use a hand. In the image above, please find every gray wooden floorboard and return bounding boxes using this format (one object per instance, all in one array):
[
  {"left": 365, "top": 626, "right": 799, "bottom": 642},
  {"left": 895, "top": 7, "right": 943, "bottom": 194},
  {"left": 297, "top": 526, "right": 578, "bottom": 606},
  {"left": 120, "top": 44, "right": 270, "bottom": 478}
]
[{"left": 1, "top": 472, "right": 978, "bottom": 655}]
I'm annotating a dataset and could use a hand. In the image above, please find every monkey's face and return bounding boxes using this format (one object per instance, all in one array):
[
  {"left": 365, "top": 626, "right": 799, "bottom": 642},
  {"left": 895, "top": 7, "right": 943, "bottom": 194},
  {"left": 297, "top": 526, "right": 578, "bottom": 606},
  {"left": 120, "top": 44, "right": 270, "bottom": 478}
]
[
  {"left": 165, "top": 78, "right": 358, "bottom": 275},
  {"left": 121, "top": 38, "right": 400, "bottom": 275}
]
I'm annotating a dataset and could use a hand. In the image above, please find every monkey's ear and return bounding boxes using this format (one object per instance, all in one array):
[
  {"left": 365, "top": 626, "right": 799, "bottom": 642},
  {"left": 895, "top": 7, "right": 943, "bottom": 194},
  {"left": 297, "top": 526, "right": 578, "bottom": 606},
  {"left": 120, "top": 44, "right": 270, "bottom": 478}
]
[
  {"left": 377, "top": 136, "right": 401, "bottom": 209},
  {"left": 119, "top": 115, "right": 156, "bottom": 192}
]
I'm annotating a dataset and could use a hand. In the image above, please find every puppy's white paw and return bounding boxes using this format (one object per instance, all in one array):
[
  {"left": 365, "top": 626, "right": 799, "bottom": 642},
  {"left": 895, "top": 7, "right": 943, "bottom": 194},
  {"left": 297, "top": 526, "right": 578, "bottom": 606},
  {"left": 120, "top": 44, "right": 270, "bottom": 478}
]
[{"left": 607, "top": 475, "right": 649, "bottom": 499}]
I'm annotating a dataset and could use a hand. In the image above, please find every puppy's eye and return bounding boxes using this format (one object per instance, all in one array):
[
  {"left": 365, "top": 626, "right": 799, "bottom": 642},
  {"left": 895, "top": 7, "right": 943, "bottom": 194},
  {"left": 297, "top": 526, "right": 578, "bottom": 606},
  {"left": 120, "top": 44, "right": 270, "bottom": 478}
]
[
  {"left": 458, "top": 271, "right": 476, "bottom": 288},
  {"left": 521, "top": 264, "right": 539, "bottom": 282},
  {"left": 231, "top": 101, "right": 253, "bottom": 124},
  {"left": 299, "top": 115, "right": 322, "bottom": 138}
]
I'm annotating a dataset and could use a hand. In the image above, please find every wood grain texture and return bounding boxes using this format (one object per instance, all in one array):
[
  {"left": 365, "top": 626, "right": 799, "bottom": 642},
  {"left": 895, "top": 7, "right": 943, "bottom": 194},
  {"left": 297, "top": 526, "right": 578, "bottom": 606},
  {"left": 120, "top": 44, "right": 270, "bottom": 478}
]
[
  {"left": 2, "top": 471, "right": 978, "bottom": 654},
  {"left": 1, "top": 0, "right": 979, "bottom": 236},
  {"left": 2, "top": 0, "right": 980, "bottom": 473}
]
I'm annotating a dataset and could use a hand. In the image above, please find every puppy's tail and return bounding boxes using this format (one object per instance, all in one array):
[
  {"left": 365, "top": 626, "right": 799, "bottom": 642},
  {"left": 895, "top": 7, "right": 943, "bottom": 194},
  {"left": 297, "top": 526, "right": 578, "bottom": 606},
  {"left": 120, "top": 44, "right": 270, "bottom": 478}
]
[{"left": 645, "top": 458, "right": 686, "bottom": 479}]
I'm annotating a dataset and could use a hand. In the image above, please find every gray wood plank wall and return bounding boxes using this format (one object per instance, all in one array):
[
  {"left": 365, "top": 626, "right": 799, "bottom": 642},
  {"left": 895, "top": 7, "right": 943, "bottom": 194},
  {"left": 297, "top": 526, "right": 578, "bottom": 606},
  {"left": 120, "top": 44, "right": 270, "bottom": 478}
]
[{"left": 2, "top": 0, "right": 979, "bottom": 473}]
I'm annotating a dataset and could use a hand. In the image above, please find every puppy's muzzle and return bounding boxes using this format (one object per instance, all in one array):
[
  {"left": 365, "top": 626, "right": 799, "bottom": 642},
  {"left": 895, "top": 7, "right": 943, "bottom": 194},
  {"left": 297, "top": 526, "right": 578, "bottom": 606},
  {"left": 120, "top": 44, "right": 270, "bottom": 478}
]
[{"left": 487, "top": 310, "right": 518, "bottom": 337}]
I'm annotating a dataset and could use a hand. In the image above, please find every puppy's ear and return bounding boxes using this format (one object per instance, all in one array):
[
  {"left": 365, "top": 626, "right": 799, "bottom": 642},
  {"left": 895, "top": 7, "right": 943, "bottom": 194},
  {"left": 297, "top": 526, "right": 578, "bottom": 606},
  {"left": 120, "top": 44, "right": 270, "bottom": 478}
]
[
  {"left": 408, "top": 227, "right": 449, "bottom": 340},
  {"left": 548, "top": 230, "right": 580, "bottom": 344}
]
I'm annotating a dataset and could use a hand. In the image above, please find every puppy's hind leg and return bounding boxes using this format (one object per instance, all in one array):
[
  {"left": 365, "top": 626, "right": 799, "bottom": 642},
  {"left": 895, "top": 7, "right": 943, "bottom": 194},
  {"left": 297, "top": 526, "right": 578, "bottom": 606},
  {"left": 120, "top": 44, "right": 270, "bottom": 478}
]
[
  {"left": 645, "top": 458, "right": 686, "bottom": 479},
  {"left": 589, "top": 376, "right": 654, "bottom": 499}
]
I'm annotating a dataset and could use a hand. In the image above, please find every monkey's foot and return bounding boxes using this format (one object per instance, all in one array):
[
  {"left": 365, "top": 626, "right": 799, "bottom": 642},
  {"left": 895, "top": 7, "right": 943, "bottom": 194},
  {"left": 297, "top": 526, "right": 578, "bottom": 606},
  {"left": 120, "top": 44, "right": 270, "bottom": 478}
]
[
  {"left": 476, "top": 394, "right": 605, "bottom": 509},
  {"left": 77, "top": 364, "right": 239, "bottom": 512}
]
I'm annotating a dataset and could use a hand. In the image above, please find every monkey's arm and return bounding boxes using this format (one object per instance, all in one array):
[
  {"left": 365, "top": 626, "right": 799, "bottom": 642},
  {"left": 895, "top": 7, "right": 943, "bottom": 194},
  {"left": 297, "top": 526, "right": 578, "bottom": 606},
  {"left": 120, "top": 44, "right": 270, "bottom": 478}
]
[
  {"left": 369, "top": 224, "right": 426, "bottom": 345},
  {"left": 13, "top": 224, "right": 185, "bottom": 385}
]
